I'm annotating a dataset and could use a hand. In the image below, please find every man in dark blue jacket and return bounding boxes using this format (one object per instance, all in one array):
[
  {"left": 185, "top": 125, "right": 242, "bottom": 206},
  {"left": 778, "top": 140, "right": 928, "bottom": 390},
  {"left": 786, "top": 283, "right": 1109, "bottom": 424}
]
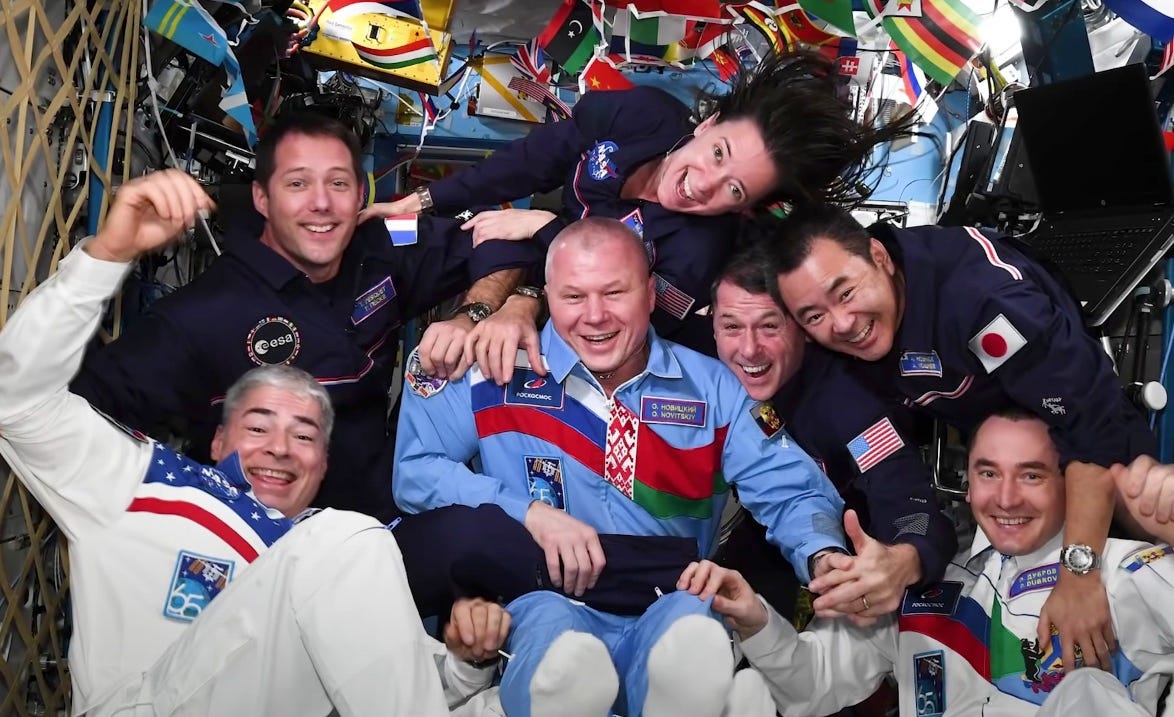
[
  {"left": 712, "top": 246, "right": 956, "bottom": 620},
  {"left": 71, "top": 112, "right": 535, "bottom": 520},
  {"left": 769, "top": 203, "right": 1159, "bottom": 671}
]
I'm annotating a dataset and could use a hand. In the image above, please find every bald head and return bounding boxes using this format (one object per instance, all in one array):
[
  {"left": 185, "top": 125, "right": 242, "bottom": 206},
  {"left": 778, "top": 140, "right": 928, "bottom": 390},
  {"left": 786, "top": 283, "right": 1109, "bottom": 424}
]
[
  {"left": 545, "top": 217, "right": 650, "bottom": 283},
  {"left": 544, "top": 217, "right": 657, "bottom": 390}
]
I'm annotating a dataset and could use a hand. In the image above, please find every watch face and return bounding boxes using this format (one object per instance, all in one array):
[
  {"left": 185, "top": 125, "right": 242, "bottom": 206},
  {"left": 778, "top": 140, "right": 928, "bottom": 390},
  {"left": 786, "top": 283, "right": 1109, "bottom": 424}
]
[
  {"left": 464, "top": 302, "right": 492, "bottom": 322},
  {"left": 1064, "top": 545, "right": 1096, "bottom": 573}
]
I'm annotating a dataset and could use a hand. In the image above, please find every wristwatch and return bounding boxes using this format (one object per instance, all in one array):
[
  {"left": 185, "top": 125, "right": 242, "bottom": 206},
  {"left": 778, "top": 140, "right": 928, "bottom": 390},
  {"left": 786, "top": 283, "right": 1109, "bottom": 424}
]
[
  {"left": 514, "top": 286, "right": 544, "bottom": 300},
  {"left": 413, "top": 185, "right": 434, "bottom": 213},
  {"left": 808, "top": 547, "right": 848, "bottom": 579},
  {"left": 1059, "top": 543, "right": 1100, "bottom": 575},
  {"left": 452, "top": 301, "right": 492, "bottom": 323}
]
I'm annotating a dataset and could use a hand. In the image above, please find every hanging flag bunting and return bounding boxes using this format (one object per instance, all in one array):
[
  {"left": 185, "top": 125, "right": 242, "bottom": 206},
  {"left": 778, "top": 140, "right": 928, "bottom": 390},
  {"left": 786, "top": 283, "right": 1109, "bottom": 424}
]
[
  {"left": 777, "top": 5, "right": 842, "bottom": 47},
  {"left": 797, "top": 0, "right": 855, "bottom": 36},
  {"left": 538, "top": 0, "right": 603, "bottom": 74},
  {"left": 676, "top": 19, "right": 731, "bottom": 61},
  {"left": 508, "top": 75, "right": 573, "bottom": 119},
  {"left": 737, "top": 2, "right": 792, "bottom": 53},
  {"left": 710, "top": 46, "right": 740, "bottom": 80},
  {"left": 875, "top": 0, "right": 982, "bottom": 86},
  {"left": 1104, "top": 0, "right": 1174, "bottom": 42},
  {"left": 144, "top": 0, "right": 257, "bottom": 145},
  {"left": 894, "top": 48, "right": 926, "bottom": 103},
  {"left": 599, "top": 0, "right": 726, "bottom": 21},
  {"left": 510, "top": 40, "right": 552, "bottom": 84},
  {"left": 612, "top": 8, "right": 690, "bottom": 44},
  {"left": 836, "top": 36, "right": 860, "bottom": 75},
  {"left": 579, "top": 54, "right": 637, "bottom": 91}
]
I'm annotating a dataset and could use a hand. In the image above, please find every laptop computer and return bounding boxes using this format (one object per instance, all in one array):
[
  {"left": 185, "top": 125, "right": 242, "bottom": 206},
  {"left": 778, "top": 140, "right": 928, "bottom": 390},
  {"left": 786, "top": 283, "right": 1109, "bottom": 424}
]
[{"left": 1012, "top": 62, "right": 1174, "bottom": 326}]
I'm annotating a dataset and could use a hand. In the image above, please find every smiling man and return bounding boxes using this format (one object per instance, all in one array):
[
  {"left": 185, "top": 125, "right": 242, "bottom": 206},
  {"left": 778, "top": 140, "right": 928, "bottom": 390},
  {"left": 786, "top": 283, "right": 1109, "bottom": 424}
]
[
  {"left": 711, "top": 246, "right": 955, "bottom": 618},
  {"left": 768, "top": 203, "right": 1160, "bottom": 671},
  {"left": 0, "top": 169, "right": 512, "bottom": 716},
  {"left": 71, "top": 112, "right": 533, "bottom": 521},
  {"left": 680, "top": 408, "right": 1174, "bottom": 717},
  {"left": 393, "top": 217, "right": 846, "bottom": 717}
]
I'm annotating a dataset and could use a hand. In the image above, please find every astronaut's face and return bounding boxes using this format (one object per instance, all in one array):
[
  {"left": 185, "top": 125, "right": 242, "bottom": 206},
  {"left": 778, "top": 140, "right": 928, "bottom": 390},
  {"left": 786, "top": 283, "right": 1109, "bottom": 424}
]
[
  {"left": 775, "top": 237, "right": 902, "bottom": 362},
  {"left": 546, "top": 231, "right": 656, "bottom": 387},
  {"left": 253, "top": 132, "right": 363, "bottom": 284},
  {"left": 712, "top": 280, "right": 806, "bottom": 400},
  {"left": 655, "top": 115, "right": 779, "bottom": 216},
  {"left": 967, "top": 415, "right": 1066, "bottom": 556},
  {"left": 211, "top": 384, "right": 328, "bottom": 518}
]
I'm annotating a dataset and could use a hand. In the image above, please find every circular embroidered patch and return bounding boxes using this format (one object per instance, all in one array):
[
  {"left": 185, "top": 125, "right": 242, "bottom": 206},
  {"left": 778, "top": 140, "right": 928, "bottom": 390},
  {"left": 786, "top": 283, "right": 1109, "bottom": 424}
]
[{"left": 246, "top": 316, "right": 301, "bottom": 366}]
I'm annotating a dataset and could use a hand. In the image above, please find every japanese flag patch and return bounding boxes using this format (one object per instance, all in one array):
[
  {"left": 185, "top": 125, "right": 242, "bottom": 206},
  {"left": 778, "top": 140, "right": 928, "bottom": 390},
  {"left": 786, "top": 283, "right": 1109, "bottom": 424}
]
[{"left": 968, "top": 313, "right": 1027, "bottom": 373}]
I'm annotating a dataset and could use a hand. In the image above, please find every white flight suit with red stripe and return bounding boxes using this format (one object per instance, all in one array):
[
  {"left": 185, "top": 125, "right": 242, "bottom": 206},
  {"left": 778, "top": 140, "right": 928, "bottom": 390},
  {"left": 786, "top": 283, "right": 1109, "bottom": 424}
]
[
  {"left": 0, "top": 245, "right": 490, "bottom": 716},
  {"left": 738, "top": 530, "right": 1174, "bottom": 716}
]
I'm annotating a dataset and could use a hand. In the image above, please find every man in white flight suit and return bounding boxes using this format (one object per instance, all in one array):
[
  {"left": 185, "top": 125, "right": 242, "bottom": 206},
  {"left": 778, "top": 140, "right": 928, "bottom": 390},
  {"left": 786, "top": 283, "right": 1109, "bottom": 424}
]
[
  {"left": 678, "top": 407, "right": 1174, "bottom": 716},
  {"left": 0, "top": 169, "right": 507, "bottom": 716}
]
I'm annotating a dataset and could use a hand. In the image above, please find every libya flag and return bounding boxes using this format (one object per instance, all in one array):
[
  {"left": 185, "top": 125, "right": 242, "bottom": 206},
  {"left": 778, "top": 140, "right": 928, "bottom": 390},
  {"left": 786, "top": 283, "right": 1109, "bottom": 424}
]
[{"left": 538, "top": 0, "right": 601, "bottom": 75}]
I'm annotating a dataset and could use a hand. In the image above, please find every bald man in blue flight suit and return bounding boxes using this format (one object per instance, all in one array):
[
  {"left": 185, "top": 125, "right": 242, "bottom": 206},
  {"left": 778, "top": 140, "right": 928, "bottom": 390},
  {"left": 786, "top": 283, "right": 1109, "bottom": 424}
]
[
  {"left": 769, "top": 203, "right": 1158, "bottom": 674},
  {"left": 394, "top": 217, "right": 847, "bottom": 717}
]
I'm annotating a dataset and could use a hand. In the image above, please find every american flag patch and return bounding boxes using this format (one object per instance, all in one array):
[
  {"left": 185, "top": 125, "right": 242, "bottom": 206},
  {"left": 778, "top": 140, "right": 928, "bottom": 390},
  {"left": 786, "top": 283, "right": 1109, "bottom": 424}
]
[
  {"left": 847, "top": 418, "right": 905, "bottom": 473},
  {"left": 654, "top": 273, "right": 695, "bottom": 320}
]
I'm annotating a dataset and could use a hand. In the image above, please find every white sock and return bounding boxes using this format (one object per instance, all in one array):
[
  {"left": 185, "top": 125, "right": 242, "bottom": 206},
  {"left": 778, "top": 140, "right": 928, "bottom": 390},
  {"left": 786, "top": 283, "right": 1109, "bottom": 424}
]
[
  {"left": 721, "top": 668, "right": 776, "bottom": 717},
  {"left": 530, "top": 631, "right": 618, "bottom": 717},
  {"left": 643, "top": 615, "right": 734, "bottom": 717}
]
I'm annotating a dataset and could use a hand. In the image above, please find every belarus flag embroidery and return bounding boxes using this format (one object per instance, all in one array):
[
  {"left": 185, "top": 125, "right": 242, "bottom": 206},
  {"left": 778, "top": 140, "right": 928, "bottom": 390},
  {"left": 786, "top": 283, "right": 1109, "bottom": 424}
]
[
  {"left": 968, "top": 313, "right": 1027, "bottom": 373},
  {"left": 384, "top": 214, "right": 418, "bottom": 246}
]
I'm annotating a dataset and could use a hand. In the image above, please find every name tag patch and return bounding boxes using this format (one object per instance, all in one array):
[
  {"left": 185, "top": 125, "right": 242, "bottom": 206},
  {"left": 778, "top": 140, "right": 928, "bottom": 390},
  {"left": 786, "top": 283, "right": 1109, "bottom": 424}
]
[
  {"left": 901, "top": 581, "right": 963, "bottom": 616},
  {"left": 506, "top": 371, "right": 566, "bottom": 410},
  {"left": 1009, "top": 563, "right": 1059, "bottom": 597},
  {"left": 899, "top": 350, "right": 943, "bottom": 377},
  {"left": 525, "top": 456, "right": 566, "bottom": 511},
  {"left": 352, "top": 276, "right": 396, "bottom": 325},
  {"left": 640, "top": 396, "right": 706, "bottom": 427},
  {"left": 165, "top": 551, "right": 234, "bottom": 622}
]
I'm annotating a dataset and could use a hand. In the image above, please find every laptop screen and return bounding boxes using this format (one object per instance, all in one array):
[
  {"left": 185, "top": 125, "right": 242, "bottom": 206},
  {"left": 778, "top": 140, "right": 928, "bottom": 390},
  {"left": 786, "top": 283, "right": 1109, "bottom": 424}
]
[{"left": 1013, "top": 63, "right": 1173, "bottom": 213}]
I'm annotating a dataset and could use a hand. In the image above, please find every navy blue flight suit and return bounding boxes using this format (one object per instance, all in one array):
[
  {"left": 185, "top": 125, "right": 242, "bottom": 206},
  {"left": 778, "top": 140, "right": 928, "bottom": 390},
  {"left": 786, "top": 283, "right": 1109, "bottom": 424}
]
[
  {"left": 851, "top": 223, "right": 1156, "bottom": 466},
  {"left": 426, "top": 86, "right": 738, "bottom": 352},
  {"left": 71, "top": 216, "right": 535, "bottom": 520},
  {"left": 774, "top": 346, "right": 956, "bottom": 583}
]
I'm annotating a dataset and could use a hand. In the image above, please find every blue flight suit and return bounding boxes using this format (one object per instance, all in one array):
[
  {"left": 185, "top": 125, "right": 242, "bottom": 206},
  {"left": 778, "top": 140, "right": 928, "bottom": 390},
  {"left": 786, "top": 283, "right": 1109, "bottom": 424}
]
[
  {"left": 426, "top": 86, "right": 738, "bottom": 350},
  {"left": 393, "top": 322, "right": 846, "bottom": 716},
  {"left": 71, "top": 215, "right": 534, "bottom": 519},
  {"left": 774, "top": 346, "right": 957, "bottom": 584},
  {"left": 850, "top": 223, "right": 1156, "bottom": 467}
]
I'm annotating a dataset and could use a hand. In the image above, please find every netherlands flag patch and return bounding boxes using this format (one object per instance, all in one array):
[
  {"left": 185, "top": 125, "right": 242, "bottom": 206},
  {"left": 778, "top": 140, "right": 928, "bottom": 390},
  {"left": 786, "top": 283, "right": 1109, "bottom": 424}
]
[{"left": 385, "top": 214, "right": 418, "bottom": 246}]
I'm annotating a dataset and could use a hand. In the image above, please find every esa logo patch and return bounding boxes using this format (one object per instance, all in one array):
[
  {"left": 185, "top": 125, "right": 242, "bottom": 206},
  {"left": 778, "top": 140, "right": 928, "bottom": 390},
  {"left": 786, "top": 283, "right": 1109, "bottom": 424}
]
[
  {"left": 164, "top": 551, "right": 234, "bottom": 622},
  {"left": 246, "top": 316, "right": 301, "bottom": 365},
  {"left": 586, "top": 140, "right": 619, "bottom": 180}
]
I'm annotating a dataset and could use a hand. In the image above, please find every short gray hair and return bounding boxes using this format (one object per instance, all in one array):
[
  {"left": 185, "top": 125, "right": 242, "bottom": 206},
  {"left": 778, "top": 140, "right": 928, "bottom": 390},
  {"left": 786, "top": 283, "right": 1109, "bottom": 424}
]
[
  {"left": 545, "top": 217, "right": 650, "bottom": 282},
  {"left": 222, "top": 365, "right": 334, "bottom": 439}
]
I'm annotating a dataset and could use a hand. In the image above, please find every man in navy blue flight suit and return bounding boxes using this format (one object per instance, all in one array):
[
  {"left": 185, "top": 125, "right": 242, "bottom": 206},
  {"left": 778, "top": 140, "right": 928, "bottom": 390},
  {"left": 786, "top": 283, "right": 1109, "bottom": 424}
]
[
  {"left": 71, "top": 112, "right": 535, "bottom": 521},
  {"left": 711, "top": 245, "right": 956, "bottom": 621},
  {"left": 768, "top": 203, "right": 1159, "bottom": 673}
]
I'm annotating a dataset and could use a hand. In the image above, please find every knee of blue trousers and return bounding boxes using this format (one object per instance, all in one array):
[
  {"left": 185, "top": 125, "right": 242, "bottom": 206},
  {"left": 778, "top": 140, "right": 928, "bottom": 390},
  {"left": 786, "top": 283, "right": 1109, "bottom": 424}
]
[
  {"left": 499, "top": 592, "right": 595, "bottom": 717},
  {"left": 615, "top": 591, "right": 722, "bottom": 715}
]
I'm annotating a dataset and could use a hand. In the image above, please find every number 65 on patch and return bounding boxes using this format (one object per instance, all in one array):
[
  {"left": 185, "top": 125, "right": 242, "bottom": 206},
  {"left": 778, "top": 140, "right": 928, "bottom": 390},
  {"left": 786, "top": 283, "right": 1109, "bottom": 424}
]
[{"left": 913, "top": 650, "right": 945, "bottom": 717}]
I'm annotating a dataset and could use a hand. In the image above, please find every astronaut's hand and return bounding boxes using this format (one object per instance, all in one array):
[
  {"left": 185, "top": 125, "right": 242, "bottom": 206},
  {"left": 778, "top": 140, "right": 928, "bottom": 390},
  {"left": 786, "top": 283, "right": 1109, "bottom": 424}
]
[
  {"left": 88, "top": 170, "right": 214, "bottom": 263},
  {"left": 417, "top": 316, "right": 475, "bottom": 380},
  {"left": 445, "top": 597, "right": 510, "bottom": 664},
  {"left": 1039, "top": 572, "right": 1115, "bottom": 673},
  {"left": 1113, "top": 455, "right": 1174, "bottom": 541},
  {"left": 357, "top": 195, "right": 421, "bottom": 223},
  {"left": 461, "top": 209, "right": 557, "bottom": 246},
  {"left": 677, "top": 560, "right": 768, "bottom": 641},
  {"left": 465, "top": 294, "right": 543, "bottom": 385},
  {"left": 809, "top": 510, "right": 920, "bottom": 625},
  {"left": 524, "top": 501, "right": 605, "bottom": 598}
]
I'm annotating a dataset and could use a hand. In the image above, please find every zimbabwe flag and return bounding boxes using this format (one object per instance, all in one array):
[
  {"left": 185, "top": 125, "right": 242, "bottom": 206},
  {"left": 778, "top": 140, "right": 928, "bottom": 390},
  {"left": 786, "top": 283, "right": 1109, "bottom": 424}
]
[{"left": 867, "top": 0, "right": 981, "bottom": 86}]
